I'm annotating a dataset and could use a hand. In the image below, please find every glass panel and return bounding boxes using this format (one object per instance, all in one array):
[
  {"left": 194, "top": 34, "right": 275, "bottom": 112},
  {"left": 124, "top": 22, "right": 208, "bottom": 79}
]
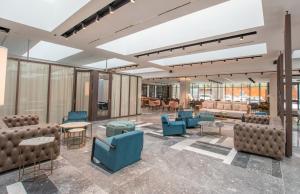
[
  {"left": 137, "top": 77, "right": 142, "bottom": 114},
  {"left": 111, "top": 74, "right": 121, "bottom": 118},
  {"left": 49, "top": 66, "right": 73, "bottom": 123},
  {"left": 292, "top": 84, "right": 298, "bottom": 111},
  {"left": 0, "top": 59, "right": 18, "bottom": 116},
  {"left": 260, "top": 83, "right": 268, "bottom": 102},
  {"left": 211, "top": 83, "right": 218, "bottom": 100},
  {"left": 149, "top": 85, "right": 155, "bottom": 98},
  {"left": 76, "top": 72, "right": 90, "bottom": 113},
  {"left": 120, "top": 75, "right": 129, "bottom": 116},
  {"left": 250, "top": 83, "right": 260, "bottom": 103},
  {"left": 225, "top": 84, "right": 233, "bottom": 101},
  {"left": 232, "top": 84, "right": 241, "bottom": 102},
  {"left": 18, "top": 61, "right": 49, "bottom": 122},
  {"left": 142, "top": 84, "right": 147, "bottom": 97},
  {"left": 97, "top": 73, "right": 109, "bottom": 118},
  {"left": 156, "top": 85, "right": 162, "bottom": 99},
  {"left": 129, "top": 76, "right": 137, "bottom": 115},
  {"left": 241, "top": 84, "right": 250, "bottom": 103}
]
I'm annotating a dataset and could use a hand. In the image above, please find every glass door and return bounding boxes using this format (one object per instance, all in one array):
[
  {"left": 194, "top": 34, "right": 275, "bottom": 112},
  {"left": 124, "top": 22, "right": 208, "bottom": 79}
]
[{"left": 97, "top": 73, "right": 110, "bottom": 120}]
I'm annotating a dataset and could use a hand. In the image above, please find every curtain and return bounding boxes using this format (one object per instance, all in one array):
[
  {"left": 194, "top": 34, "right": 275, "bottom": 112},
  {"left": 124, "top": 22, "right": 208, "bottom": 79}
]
[
  {"left": 18, "top": 61, "right": 49, "bottom": 122},
  {"left": 0, "top": 59, "right": 18, "bottom": 116},
  {"left": 120, "top": 75, "right": 129, "bottom": 116},
  {"left": 129, "top": 76, "right": 137, "bottom": 115},
  {"left": 49, "top": 66, "right": 74, "bottom": 123},
  {"left": 76, "top": 72, "right": 90, "bottom": 113},
  {"left": 137, "top": 77, "right": 142, "bottom": 114},
  {"left": 111, "top": 74, "right": 121, "bottom": 117}
]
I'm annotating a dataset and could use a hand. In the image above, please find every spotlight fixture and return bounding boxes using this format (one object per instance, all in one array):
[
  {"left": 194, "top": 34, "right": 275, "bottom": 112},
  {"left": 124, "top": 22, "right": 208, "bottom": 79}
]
[
  {"left": 223, "top": 60, "right": 226, "bottom": 62},
  {"left": 218, "top": 74, "right": 220, "bottom": 77},
  {"left": 169, "top": 49, "right": 173, "bottom": 53},
  {"left": 131, "top": 0, "right": 135, "bottom": 3},
  {"left": 240, "top": 36, "right": 244, "bottom": 40},
  {"left": 230, "top": 74, "right": 233, "bottom": 77},
  {"left": 210, "top": 61, "right": 213, "bottom": 64},
  {"left": 206, "top": 75, "right": 208, "bottom": 78},
  {"left": 96, "top": 15, "right": 100, "bottom": 22},
  {"left": 199, "top": 43, "right": 203, "bottom": 47},
  {"left": 182, "top": 47, "right": 185, "bottom": 50},
  {"left": 109, "top": 6, "right": 114, "bottom": 14},
  {"left": 235, "top": 58, "right": 239, "bottom": 61},
  {"left": 218, "top": 39, "right": 221, "bottom": 43},
  {"left": 261, "top": 72, "right": 264, "bottom": 75},
  {"left": 82, "top": 23, "right": 86, "bottom": 30}
]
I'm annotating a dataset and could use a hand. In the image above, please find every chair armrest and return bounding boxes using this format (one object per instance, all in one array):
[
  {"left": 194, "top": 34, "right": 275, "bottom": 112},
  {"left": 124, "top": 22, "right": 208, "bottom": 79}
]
[
  {"left": 95, "top": 136, "right": 116, "bottom": 149},
  {"left": 62, "top": 116, "right": 68, "bottom": 123}
]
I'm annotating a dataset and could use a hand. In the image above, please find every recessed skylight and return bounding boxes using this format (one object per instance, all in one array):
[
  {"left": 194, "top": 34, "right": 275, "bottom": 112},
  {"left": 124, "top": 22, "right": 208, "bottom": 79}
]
[
  {"left": 122, "top": 67, "right": 165, "bottom": 74},
  {"left": 150, "top": 43, "right": 267, "bottom": 66},
  {"left": 293, "top": 50, "right": 300, "bottom": 59},
  {"left": 82, "top": 58, "right": 135, "bottom": 69},
  {"left": 0, "top": 0, "right": 90, "bottom": 31},
  {"left": 97, "top": 0, "right": 264, "bottom": 55},
  {"left": 23, "top": 41, "right": 82, "bottom": 61}
]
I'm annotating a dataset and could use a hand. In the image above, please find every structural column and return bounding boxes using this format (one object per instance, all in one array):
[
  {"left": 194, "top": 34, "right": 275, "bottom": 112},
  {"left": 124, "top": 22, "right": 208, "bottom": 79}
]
[
  {"left": 179, "top": 78, "right": 191, "bottom": 108},
  {"left": 284, "top": 12, "right": 292, "bottom": 157},
  {"left": 269, "top": 73, "right": 278, "bottom": 117}
]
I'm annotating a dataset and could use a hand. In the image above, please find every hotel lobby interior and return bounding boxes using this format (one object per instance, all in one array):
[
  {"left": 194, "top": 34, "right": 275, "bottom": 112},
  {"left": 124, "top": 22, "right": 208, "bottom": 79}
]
[{"left": 1, "top": 0, "right": 300, "bottom": 193}]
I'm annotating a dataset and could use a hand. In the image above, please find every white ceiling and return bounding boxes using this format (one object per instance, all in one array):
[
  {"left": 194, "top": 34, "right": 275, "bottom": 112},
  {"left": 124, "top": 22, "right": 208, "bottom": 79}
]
[{"left": 0, "top": 0, "right": 300, "bottom": 82}]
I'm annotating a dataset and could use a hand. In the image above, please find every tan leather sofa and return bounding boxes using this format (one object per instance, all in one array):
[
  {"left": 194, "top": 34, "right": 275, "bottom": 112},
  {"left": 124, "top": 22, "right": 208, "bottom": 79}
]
[
  {"left": 200, "top": 101, "right": 251, "bottom": 118},
  {"left": 234, "top": 116, "right": 285, "bottom": 160},
  {"left": 0, "top": 115, "right": 60, "bottom": 173}
]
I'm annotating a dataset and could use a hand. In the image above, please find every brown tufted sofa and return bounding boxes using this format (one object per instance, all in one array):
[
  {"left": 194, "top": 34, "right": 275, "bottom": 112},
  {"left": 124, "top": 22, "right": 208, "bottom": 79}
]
[
  {"left": 244, "top": 115, "right": 270, "bottom": 125},
  {"left": 233, "top": 117, "right": 285, "bottom": 160},
  {"left": 0, "top": 115, "right": 60, "bottom": 173}
]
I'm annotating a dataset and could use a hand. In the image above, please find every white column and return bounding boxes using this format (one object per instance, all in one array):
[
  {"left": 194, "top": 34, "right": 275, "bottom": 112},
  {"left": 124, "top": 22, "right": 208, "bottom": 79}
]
[
  {"left": 269, "top": 73, "right": 278, "bottom": 117},
  {"left": 179, "top": 78, "right": 191, "bottom": 108}
]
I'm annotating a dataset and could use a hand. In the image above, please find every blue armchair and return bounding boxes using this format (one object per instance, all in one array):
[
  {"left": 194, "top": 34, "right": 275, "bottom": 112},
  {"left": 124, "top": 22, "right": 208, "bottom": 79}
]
[
  {"left": 91, "top": 130, "right": 144, "bottom": 172},
  {"left": 176, "top": 111, "right": 199, "bottom": 128},
  {"left": 161, "top": 114, "right": 186, "bottom": 136},
  {"left": 63, "top": 111, "right": 88, "bottom": 123}
]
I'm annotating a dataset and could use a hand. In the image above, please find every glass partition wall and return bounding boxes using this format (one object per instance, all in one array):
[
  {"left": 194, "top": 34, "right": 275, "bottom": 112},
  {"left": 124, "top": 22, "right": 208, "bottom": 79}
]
[
  {"left": 0, "top": 58, "right": 142, "bottom": 123},
  {"left": 189, "top": 82, "right": 269, "bottom": 103}
]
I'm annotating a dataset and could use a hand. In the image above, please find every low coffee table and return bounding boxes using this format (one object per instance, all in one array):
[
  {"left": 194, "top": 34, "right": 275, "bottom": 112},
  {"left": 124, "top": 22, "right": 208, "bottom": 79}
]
[
  {"left": 66, "top": 128, "right": 86, "bottom": 149},
  {"left": 197, "top": 121, "right": 213, "bottom": 136},
  {"left": 18, "top": 136, "right": 55, "bottom": 181},
  {"left": 59, "top": 122, "right": 92, "bottom": 138}
]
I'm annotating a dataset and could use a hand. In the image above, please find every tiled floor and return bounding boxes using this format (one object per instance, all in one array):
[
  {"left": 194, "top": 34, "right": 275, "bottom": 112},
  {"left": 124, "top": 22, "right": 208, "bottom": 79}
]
[{"left": 1, "top": 110, "right": 300, "bottom": 194}]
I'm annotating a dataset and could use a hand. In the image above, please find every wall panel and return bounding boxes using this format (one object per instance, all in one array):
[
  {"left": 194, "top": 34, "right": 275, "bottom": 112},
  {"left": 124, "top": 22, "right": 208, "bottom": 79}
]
[
  {"left": 111, "top": 74, "right": 121, "bottom": 118},
  {"left": 129, "top": 76, "right": 137, "bottom": 115},
  {"left": 120, "top": 75, "right": 129, "bottom": 116}
]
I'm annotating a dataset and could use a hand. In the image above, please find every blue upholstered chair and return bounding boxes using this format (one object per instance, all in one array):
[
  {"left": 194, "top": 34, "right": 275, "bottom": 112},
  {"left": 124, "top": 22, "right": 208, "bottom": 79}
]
[
  {"left": 176, "top": 111, "right": 199, "bottom": 128},
  {"left": 91, "top": 130, "right": 144, "bottom": 172},
  {"left": 161, "top": 114, "right": 186, "bottom": 136},
  {"left": 255, "top": 112, "right": 268, "bottom": 116},
  {"left": 62, "top": 111, "right": 88, "bottom": 123}
]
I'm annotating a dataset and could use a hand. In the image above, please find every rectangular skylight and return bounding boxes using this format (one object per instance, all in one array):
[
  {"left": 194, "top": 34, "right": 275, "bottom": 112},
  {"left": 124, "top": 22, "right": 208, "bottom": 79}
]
[
  {"left": 97, "top": 0, "right": 264, "bottom": 55},
  {"left": 0, "top": 0, "right": 90, "bottom": 31},
  {"left": 122, "top": 67, "right": 165, "bottom": 74},
  {"left": 150, "top": 43, "right": 267, "bottom": 66},
  {"left": 82, "top": 58, "right": 135, "bottom": 69},
  {"left": 23, "top": 41, "right": 82, "bottom": 61},
  {"left": 293, "top": 50, "right": 300, "bottom": 59}
]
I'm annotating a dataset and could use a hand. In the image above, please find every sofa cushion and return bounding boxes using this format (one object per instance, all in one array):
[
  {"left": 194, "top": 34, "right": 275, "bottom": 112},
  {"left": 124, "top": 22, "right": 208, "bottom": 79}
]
[
  {"left": 224, "top": 104, "right": 232, "bottom": 110},
  {"left": 239, "top": 104, "right": 248, "bottom": 111},
  {"left": 216, "top": 103, "right": 224, "bottom": 110},
  {"left": 232, "top": 104, "right": 241, "bottom": 111}
]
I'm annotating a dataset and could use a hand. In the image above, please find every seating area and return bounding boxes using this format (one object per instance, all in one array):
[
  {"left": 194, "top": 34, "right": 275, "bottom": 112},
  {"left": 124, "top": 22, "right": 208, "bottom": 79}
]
[{"left": 1, "top": 0, "right": 300, "bottom": 193}]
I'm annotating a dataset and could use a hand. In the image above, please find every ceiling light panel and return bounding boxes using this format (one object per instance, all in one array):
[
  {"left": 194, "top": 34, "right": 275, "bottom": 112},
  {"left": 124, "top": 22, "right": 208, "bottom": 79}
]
[
  {"left": 97, "top": 0, "right": 264, "bottom": 55},
  {"left": 150, "top": 43, "right": 267, "bottom": 66},
  {"left": 122, "top": 67, "right": 165, "bottom": 74},
  {"left": 23, "top": 41, "right": 82, "bottom": 61},
  {"left": 293, "top": 50, "right": 300, "bottom": 59},
  {"left": 0, "top": 0, "right": 90, "bottom": 31},
  {"left": 83, "top": 58, "right": 135, "bottom": 69}
]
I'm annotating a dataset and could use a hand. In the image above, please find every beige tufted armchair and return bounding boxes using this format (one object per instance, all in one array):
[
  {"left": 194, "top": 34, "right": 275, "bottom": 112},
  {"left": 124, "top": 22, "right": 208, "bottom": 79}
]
[{"left": 0, "top": 115, "right": 60, "bottom": 173}]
